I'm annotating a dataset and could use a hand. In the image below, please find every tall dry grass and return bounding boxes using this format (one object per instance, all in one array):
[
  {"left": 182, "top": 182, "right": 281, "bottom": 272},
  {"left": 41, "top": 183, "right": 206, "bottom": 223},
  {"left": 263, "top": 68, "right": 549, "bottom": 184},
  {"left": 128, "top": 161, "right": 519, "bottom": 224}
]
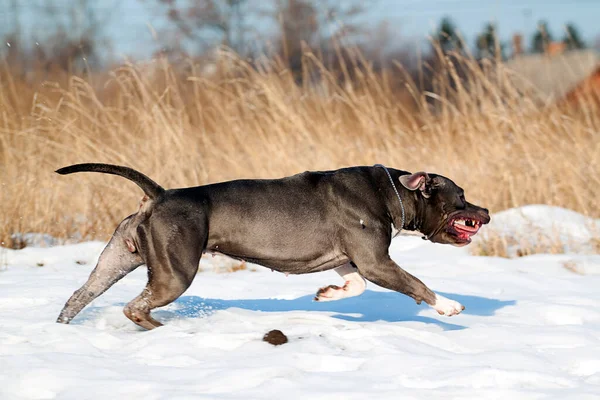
[{"left": 1, "top": 48, "right": 599, "bottom": 253}]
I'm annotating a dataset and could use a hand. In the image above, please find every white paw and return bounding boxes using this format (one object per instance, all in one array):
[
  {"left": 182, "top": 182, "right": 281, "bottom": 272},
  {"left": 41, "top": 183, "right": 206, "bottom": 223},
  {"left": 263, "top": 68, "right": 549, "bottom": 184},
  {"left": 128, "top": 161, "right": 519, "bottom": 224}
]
[{"left": 432, "top": 294, "right": 465, "bottom": 316}]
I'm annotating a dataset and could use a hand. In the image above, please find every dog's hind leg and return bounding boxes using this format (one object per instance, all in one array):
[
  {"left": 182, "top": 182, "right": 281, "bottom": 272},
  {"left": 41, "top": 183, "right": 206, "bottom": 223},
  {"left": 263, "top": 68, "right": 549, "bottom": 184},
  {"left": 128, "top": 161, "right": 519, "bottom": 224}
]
[
  {"left": 57, "top": 218, "right": 143, "bottom": 324},
  {"left": 314, "top": 262, "right": 366, "bottom": 302},
  {"left": 123, "top": 214, "right": 205, "bottom": 330}
]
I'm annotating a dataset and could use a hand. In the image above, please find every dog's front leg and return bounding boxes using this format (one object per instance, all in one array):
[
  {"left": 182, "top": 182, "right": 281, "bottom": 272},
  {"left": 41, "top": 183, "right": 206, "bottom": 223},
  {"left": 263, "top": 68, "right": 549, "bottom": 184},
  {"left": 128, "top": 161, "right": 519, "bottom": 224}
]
[{"left": 354, "top": 256, "right": 464, "bottom": 316}]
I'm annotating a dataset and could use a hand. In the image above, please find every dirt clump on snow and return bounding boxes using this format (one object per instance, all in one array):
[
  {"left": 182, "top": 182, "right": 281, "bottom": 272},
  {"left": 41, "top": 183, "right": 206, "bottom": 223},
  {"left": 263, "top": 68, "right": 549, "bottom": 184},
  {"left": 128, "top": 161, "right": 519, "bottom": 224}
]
[{"left": 263, "top": 330, "right": 288, "bottom": 346}]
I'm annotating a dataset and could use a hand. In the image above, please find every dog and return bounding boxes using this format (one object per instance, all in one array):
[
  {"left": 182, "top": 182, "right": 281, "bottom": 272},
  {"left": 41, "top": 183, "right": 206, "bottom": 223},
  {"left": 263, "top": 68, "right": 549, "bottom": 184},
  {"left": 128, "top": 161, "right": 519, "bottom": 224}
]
[{"left": 55, "top": 163, "right": 490, "bottom": 330}]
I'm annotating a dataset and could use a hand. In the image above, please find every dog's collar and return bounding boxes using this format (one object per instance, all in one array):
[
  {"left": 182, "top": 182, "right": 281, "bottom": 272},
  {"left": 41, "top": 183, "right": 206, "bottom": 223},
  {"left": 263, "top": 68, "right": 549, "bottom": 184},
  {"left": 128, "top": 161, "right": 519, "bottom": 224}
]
[{"left": 374, "top": 164, "right": 405, "bottom": 232}]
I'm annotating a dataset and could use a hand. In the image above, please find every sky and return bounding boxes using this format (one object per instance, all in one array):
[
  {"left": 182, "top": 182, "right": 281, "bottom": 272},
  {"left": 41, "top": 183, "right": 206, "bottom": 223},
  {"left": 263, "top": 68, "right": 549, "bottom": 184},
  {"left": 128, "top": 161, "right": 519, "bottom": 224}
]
[{"left": 2, "top": 0, "right": 600, "bottom": 60}]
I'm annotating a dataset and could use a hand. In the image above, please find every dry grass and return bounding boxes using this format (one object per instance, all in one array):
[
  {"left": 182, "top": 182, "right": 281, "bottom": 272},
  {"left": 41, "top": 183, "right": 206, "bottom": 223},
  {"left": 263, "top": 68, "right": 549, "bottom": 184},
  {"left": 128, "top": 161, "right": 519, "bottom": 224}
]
[
  {"left": 471, "top": 230, "right": 596, "bottom": 258},
  {"left": 1, "top": 48, "right": 599, "bottom": 256}
]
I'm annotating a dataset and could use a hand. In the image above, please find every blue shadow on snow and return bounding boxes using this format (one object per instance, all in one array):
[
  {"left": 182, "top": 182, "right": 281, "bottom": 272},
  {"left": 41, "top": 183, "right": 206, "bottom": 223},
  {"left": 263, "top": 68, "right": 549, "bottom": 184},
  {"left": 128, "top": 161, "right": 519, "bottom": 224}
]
[{"left": 160, "top": 290, "right": 515, "bottom": 331}]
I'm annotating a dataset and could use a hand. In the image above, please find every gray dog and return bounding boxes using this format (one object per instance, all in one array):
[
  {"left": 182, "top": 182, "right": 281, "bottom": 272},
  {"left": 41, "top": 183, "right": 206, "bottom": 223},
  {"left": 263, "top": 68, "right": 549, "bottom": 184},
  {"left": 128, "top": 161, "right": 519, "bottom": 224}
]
[{"left": 56, "top": 163, "right": 490, "bottom": 330}]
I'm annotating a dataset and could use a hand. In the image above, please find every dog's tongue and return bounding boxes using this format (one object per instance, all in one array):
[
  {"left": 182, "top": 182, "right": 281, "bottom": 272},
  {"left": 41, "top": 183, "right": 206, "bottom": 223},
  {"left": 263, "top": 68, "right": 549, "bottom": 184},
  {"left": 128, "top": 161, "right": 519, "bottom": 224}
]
[
  {"left": 456, "top": 225, "right": 479, "bottom": 234},
  {"left": 453, "top": 221, "right": 480, "bottom": 234}
]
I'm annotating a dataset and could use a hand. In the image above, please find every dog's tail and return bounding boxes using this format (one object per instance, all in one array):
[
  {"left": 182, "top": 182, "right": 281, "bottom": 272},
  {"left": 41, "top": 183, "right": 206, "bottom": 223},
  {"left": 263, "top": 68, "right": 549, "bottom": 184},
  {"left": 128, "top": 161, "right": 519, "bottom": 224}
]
[{"left": 56, "top": 163, "right": 165, "bottom": 199}]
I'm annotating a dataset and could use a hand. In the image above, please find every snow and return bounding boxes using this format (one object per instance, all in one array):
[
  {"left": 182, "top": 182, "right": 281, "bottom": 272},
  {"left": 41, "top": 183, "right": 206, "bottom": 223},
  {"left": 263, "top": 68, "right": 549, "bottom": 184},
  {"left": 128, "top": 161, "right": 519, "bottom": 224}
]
[
  {"left": 474, "top": 205, "right": 600, "bottom": 256},
  {"left": 489, "top": 205, "right": 599, "bottom": 240},
  {"left": 2, "top": 206, "right": 600, "bottom": 399}
]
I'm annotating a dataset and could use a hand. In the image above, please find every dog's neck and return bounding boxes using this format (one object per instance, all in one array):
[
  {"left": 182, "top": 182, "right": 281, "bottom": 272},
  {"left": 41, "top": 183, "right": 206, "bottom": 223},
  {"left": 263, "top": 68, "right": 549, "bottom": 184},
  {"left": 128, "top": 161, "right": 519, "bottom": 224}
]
[{"left": 378, "top": 169, "right": 422, "bottom": 234}]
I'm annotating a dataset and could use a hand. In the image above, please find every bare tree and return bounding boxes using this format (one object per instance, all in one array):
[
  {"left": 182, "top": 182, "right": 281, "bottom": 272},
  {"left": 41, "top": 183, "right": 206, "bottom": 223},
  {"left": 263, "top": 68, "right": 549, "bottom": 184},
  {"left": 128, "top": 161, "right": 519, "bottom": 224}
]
[
  {"left": 156, "top": 0, "right": 254, "bottom": 54},
  {"left": 272, "top": 0, "right": 372, "bottom": 72},
  {"left": 274, "top": 0, "right": 318, "bottom": 68},
  {"left": 274, "top": 0, "right": 369, "bottom": 46},
  {"left": 1, "top": 0, "right": 116, "bottom": 73}
]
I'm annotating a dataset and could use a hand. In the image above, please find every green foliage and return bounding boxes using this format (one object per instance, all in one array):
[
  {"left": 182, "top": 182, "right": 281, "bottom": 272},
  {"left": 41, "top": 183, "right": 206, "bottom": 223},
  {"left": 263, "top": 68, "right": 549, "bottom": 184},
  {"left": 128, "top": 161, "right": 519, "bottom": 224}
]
[
  {"left": 475, "top": 23, "right": 505, "bottom": 60},
  {"left": 435, "top": 17, "right": 463, "bottom": 53},
  {"left": 531, "top": 21, "right": 552, "bottom": 53},
  {"left": 563, "top": 23, "right": 586, "bottom": 50}
]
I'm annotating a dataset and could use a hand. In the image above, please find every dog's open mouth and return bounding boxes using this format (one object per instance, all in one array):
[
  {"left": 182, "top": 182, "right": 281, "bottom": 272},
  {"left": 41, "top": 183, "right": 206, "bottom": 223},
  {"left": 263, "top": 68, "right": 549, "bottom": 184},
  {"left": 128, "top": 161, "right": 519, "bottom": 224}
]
[{"left": 447, "top": 216, "right": 483, "bottom": 244}]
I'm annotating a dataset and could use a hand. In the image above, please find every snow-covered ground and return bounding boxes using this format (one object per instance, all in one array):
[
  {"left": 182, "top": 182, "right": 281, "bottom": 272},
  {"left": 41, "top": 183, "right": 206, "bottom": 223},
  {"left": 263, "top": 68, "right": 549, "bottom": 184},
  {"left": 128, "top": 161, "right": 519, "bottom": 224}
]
[
  {"left": 2, "top": 206, "right": 600, "bottom": 399},
  {"left": 475, "top": 205, "right": 600, "bottom": 257}
]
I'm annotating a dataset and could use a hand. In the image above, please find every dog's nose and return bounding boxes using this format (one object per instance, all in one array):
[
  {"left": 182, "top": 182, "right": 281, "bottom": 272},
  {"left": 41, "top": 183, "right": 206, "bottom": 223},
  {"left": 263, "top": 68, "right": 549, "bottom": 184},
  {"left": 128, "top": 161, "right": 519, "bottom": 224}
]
[{"left": 481, "top": 209, "right": 491, "bottom": 224}]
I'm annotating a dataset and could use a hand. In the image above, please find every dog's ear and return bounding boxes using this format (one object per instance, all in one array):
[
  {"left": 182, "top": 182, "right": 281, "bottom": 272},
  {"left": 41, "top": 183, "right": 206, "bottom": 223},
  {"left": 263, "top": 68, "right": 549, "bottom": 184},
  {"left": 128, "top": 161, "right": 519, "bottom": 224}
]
[{"left": 399, "top": 172, "right": 432, "bottom": 198}]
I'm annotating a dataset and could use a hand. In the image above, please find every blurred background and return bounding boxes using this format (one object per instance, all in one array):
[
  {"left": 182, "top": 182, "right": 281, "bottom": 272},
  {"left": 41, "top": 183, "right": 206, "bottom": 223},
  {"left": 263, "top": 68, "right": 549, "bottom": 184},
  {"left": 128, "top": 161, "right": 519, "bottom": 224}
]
[
  {"left": 1, "top": 0, "right": 599, "bottom": 256},
  {"left": 2, "top": 1, "right": 599, "bottom": 71}
]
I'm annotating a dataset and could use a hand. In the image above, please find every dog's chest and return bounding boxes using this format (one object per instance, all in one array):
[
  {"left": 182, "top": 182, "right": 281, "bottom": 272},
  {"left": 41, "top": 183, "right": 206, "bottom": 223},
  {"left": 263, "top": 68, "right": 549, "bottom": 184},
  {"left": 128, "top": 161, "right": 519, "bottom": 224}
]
[{"left": 391, "top": 223, "right": 401, "bottom": 238}]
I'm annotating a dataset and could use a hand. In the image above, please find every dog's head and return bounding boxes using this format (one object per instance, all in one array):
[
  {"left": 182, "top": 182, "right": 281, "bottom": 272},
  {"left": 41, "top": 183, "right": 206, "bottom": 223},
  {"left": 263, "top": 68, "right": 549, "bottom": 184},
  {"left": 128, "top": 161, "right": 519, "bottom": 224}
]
[{"left": 399, "top": 171, "right": 490, "bottom": 247}]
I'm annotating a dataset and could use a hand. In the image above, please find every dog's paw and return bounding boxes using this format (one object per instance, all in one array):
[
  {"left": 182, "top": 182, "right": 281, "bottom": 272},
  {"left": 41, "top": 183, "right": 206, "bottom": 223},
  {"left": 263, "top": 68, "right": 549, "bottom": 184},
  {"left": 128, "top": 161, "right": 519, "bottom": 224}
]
[
  {"left": 314, "top": 285, "right": 343, "bottom": 302},
  {"left": 432, "top": 294, "right": 465, "bottom": 316}
]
